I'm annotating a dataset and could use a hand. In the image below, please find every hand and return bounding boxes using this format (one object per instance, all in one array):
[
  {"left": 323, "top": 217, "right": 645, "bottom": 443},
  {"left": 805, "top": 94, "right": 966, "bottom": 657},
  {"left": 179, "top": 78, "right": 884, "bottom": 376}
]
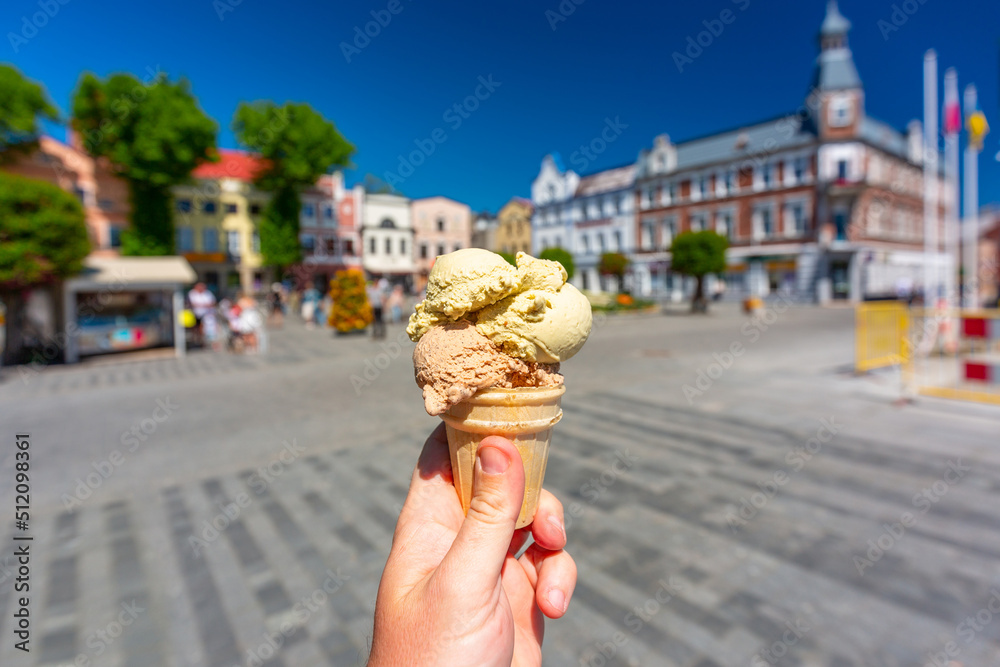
[{"left": 368, "top": 424, "right": 577, "bottom": 667}]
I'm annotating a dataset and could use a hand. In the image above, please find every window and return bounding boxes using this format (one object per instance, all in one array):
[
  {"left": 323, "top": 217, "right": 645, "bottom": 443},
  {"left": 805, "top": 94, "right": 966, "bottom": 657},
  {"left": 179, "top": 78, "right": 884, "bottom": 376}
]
[
  {"left": 715, "top": 210, "right": 732, "bottom": 238},
  {"left": 109, "top": 227, "right": 122, "bottom": 248},
  {"left": 249, "top": 203, "right": 261, "bottom": 216},
  {"left": 786, "top": 203, "right": 807, "bottom": 236},
  {"left": 761, "top": 207, "right": 774, "bottom": 237},
  {"left": 762, "top": 164, "right": 773, "bottom": 189},
  {"left": 581, "top": 235, "right": 590, "bottom": 253},
  {"left": 385, "top": 238, "right": 392, "bottom": 254},
  {"left": 301, "top": 234, "right": 316, "bottom": 252},
  {"left": 203, "top": 200, "right": 217, "bottom": 214},
  {"left": 303, "top": 204, "right": 315, "bottom": 217},
  {"left": 225, "top": 203, "right": 238, "bottom": 214},
  {"left": 326, "top": 238, "right": 337, "bottom": 254},
  {"left": 597, "top": 233, "right": 606, "bottom": 252},
  {"left": 699, "top": 176, "right": 709, "bottom": 199},
  {"left": 662, "top": 217, "right": 677, "bottom": 247},
  {"left": 436, "top": 218, "right": 445, "bottom": 232},
  {"left": 794, "top": 158, "right": 806, "bottom": 183},
  {"left": 227, "top": 231, "right": 241, "bottom": 256},
  {"left": 98, "top": 199, "right": 114, "bottom": 211},
  {"left": 176, "top": 226, "right": 194, "bottom": 252},
  {"left": 176, "top": 199, "right": 192, "bottom": 213},
  {"left": 691, "top": 178, "right": 702, "bottom": 201},
  {"left": 613, "top": 230, "right": 622, "bottom": 251},
  {"left": 324, "top": 206, "right": 334, "bottom": 220},
  {"left": 343, "top": 240, "right": 354, "bottom": 255},
  {"left": 437, "top": 243, "right": 446, "bottom": 257},
  {"left": 380, "top": 218, "right": 396, "bottom": 228},
  {"left": 454, "top": 243, "right": 462, "bottom": 252},
  {"left": 726, "top": 170, "right": 737, "bottom": 193},
  {"left": 252, "top": 232, "right": 260, "bottom": 253},
  {"left": 641, "top": 188, "right": 652, "bottom": 210},
  {"left": 640, "top": 222, "right": 654, "bottom": 250},
  {"left": 202, "top": 228, "right": 219, "bottom": 252},
  {"left": 837, "top": 160, "right": 849, "bottom": 181},
  {"left": 689, "top": 212, "right": 705, "bottom": 233},
  {"left": 369, "top": 237, "right": 376, "bottom": 254},
  {"left": 420, "top": 243, "right": 428, "bottom": 259},
  {"left": 400, "top": 239, "right": 407, "bottom": 255}
]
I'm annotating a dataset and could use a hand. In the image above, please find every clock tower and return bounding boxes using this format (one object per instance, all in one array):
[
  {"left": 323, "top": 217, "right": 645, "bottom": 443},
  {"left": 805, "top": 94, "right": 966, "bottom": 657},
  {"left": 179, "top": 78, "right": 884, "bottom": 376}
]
[{"left": 809, "top": 1, "right": 864, "bottom": 140}]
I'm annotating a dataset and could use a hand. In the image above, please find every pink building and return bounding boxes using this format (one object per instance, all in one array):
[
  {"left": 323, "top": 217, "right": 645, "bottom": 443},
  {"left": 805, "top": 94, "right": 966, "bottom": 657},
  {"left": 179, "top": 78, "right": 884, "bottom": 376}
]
[
  {"left": 411, "top": 196, "right": 472, "bottom": 291},
  {"left": 2, "top": 134, "right": 130, "bottom": 255},
  {"left": 293, "top": 171, "right": 364, "bottom": 290}
]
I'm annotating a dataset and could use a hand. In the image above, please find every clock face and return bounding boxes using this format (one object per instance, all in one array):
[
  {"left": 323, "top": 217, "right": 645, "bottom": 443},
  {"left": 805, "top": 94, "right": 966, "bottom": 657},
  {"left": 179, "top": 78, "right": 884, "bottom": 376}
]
[{"left": 828, "top": 94, "right": 853, "bottom": 128}]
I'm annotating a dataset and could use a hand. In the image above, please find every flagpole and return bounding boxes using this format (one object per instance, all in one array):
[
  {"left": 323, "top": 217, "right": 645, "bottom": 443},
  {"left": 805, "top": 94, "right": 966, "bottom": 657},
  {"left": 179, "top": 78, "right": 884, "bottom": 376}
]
[
  {"left": 963, "top": 84, "right": 979, "bottom": 308},
  {"left": 943, "top": 68, "right": 960, "bottom": 311},
  {"left": 923, "top": 50, "right": 938, "bottom": 304}
]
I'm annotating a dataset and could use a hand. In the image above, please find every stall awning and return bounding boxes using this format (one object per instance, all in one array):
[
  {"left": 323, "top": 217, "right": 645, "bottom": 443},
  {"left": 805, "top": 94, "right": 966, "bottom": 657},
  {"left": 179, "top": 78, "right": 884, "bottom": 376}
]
[{"left": 66, "top": 256, "right": 197, "bottom": 292}]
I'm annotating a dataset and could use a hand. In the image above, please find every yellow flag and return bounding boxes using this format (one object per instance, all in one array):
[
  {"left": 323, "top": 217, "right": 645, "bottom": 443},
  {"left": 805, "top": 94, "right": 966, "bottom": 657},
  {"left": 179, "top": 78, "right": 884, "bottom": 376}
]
[{"left": 967, "top": 111, "right": 989, "bottom": 151}]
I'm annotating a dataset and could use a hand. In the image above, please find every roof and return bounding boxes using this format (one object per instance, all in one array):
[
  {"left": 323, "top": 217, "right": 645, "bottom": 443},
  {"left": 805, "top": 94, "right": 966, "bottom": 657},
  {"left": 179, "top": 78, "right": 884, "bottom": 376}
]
[
  {"left": 812, "top": 48, "right": 861, "bottom": 91},
  {"left": 66, "top": 256, "right": 197, "bottom": 289},
  {"left": 820, "top": 0, "right": 851, "bottom": 35},
  {"left": 192, "top": 149, "right": 268, "bottom": 182},
  {"left": 858, "top": 117, "right": 908, "bottom": 159},
  {"left": 665, "top": 115, "right": 816, "bottom": 173},
  {"left": 574, "top": 164, "right": 635, "bottom": 197}
]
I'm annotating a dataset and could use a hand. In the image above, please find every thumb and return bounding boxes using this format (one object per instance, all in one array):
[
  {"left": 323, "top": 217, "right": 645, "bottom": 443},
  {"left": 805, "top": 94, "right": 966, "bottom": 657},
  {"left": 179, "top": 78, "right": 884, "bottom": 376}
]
[{"left": 436, "top": 436, "right": 525, "bottom": 598}]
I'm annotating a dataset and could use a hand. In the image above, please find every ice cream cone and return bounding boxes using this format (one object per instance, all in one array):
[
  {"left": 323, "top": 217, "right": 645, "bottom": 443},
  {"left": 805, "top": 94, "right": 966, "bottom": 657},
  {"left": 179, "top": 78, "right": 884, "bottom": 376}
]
[{"left": 440, "top": 385, "right": 565, "bottom": 529}]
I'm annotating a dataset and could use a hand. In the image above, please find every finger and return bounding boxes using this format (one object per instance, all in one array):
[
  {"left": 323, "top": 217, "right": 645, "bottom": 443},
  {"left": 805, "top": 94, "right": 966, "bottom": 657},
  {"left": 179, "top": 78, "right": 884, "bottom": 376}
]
[
  {"left": 402, "top": 423, "right": 461, "bottom": 514},
  {"left": 435, "top": 436, "right": 525, "bottom": 600},
  {"left": 528, "top": 489, "right": 566, "bottom": 552},
  {"left": 520, "top": 544, "right": 577, "bottom": 619}
]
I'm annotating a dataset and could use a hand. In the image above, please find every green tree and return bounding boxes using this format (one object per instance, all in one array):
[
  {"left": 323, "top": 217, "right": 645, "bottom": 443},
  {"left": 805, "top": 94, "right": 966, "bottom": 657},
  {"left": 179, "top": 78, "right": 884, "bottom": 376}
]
[
  {"left": 496, "top": 251, "right": 517, "bottom": 267},
  {"left": 71, "top": 72, "right": 217, "bottom": 255},
  {"left": 0, "top": 65, "right": 59, "bottom": 162},
  {"left": 598, "top": 252, "right": 628, "bottom": 292},
  {"left": 539, "top": 247, "right": 575, "bottom": 281},
  {"left": 670, "top": 230, "right": 729, "bottom": 313},
  {"left": 0, "top": 173, "right": 90, "bottom": 364},
  {"left": 232, "top": 101, "right": 354, "bottom": 274}
]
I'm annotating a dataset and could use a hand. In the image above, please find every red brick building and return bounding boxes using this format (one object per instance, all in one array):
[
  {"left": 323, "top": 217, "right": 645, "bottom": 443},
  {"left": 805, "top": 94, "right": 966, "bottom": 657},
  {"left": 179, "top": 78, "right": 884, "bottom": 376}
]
[{"left": 632, "top": 1, "right": 950, "bottom": 302}]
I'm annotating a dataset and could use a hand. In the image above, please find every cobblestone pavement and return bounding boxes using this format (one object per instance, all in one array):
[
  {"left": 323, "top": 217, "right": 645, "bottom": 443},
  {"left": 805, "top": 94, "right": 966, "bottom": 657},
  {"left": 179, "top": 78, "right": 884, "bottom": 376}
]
[{"left": 0, "top": 305, "right": 998, "bottom": 667}]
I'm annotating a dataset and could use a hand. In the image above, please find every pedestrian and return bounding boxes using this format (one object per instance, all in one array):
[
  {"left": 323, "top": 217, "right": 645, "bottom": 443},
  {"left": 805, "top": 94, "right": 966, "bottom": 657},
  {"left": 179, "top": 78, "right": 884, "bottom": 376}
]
[
  {"left": 387, "top": 284, "right": 405, "bottom": 324},
  {"left": 301, "top": 284, "right": 321, "bottom": 329},
  {"left": 187, "top": 282, "right": 217, "bottom": 347},
  {"left": 367, "top": 279, "right": 386, "bottom": 339},
  {"left": 268, "top": 283, "right": 284, "bottom": 328}
]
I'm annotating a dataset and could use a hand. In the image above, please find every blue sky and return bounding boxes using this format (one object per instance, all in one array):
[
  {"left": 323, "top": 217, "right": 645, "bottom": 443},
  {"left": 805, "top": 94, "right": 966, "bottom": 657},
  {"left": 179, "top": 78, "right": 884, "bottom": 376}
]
[{"left": 5, "top": 0, "right": 999, "bottom": 213}]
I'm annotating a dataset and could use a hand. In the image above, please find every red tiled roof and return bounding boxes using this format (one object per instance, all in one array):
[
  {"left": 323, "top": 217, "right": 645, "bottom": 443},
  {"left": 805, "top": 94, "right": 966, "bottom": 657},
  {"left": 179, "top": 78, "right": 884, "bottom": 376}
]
[{"left": 192, "top": 149, "right": 268, "bottom": 181}]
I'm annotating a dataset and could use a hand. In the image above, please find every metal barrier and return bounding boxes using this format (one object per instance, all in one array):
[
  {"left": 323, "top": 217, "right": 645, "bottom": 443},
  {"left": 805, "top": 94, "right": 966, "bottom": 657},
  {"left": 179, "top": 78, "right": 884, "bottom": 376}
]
[
  {"left": 855, "top": 302, "right": 908, "bottom": 372},
  {"left": 903, "top": 308, "right": 1000, "bottom": 406}
]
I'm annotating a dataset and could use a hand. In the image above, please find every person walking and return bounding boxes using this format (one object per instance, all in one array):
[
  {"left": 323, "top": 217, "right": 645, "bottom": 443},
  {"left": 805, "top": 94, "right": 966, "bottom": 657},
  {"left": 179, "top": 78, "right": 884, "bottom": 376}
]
[
  {"left": 387, "top": 284, "right": 405, "bottom": 324},
  {"left": 367, "top": 279, "right": 386, "bottom": 339},
  {"left": 187, "top": 282, "right": 217, "bottom": 347}
]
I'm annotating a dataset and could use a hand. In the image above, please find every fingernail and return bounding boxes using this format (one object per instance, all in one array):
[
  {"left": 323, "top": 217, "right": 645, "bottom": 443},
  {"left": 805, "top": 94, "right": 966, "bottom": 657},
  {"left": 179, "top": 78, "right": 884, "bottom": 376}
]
[
  {"left": 478, "top": 446, "right": 510, "bottom": 475},
  {"left": 548, "top": 514, "right": 566, "bottom": 539},
  {"left": 547, "top": 588, "right": 567, "bottom": 613}
]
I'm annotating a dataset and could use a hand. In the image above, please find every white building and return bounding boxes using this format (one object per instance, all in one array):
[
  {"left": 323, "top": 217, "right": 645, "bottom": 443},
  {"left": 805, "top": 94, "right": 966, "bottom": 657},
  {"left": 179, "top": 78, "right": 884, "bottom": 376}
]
[
  {"left": 361, "top": 192, "right": 415, "bottom": 290},
  {"left": 531, "top": 154, "right": 635, "bottom": 292}
]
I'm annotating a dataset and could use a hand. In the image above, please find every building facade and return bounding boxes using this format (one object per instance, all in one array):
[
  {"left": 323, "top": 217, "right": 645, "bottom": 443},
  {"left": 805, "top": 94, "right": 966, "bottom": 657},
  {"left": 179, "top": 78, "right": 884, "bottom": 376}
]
[
  {"left": 361, "top": 192, "right": 415, "bottom": 289},
  {"left": 531, "top": 155, "right": 635, "bottom": 292},
  {"left": 172, "top": 150, "right": 271, "bottom": 295},
  {"left": 2, "top": 134, "right": 130, "bottom": 255},
  {"left": 631, "top": 1, "right": 950, "bottom": 303},
  {"left": 411, "top": 196, "right": 472, "bottom": 291},
  {"left": 496, "top": 198, "right": 533, "bottom": 255},
  {"left": 471, "top": 211, "right": 499, "bottom": 251},
  {"left": 294, "top": 172, "right": 363, "bottom": 291}
]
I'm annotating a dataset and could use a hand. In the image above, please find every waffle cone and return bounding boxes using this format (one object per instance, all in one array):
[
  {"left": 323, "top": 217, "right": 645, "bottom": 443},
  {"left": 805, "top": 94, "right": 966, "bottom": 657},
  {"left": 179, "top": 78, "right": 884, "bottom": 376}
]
[{"left": 440, "top": 385, "right": 565, "bottom": 529}]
